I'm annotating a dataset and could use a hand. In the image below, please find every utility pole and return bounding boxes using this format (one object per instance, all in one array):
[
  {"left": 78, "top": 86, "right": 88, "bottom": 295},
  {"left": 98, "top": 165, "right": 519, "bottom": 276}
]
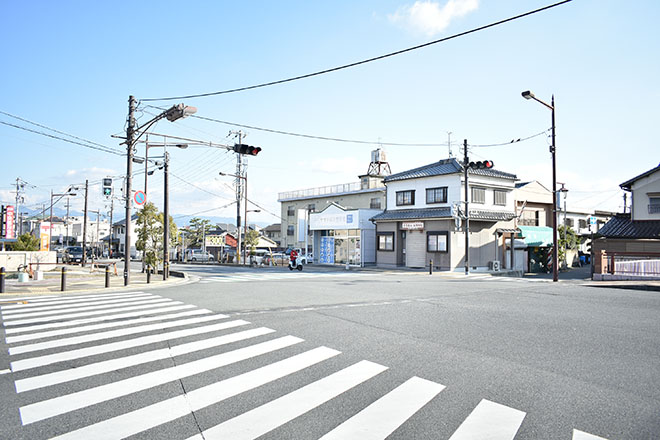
[
  {"left": 82, "top": 180, "right": 89, "bottom": 266},
  {"left": 463, "top": 139, "right": 470, "bottom": 275},
  {"left": 163, "top": 152, "right": 169, "bottom": 280},
  {"left": 232, "top": 130, "right": 244, "bottom": 265},
  {"left": 109, "top": 197, "right": 114, "bottom": 257},
  {"left": 124, "top": 95, "right": 136, "bottom": 285},
  {"left": 65, "top": 197, "right": 71, "bottom": 246}
]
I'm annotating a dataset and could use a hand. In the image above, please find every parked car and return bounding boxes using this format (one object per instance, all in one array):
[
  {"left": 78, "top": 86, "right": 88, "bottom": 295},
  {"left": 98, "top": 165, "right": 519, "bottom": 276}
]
[
  {"left": 188, "top": 250, "right": 215, "bottom": 262},
  {"left": 248, "top": 250, "right": 271, "bottom": 266},
  {"left": 63, "top": 246, "right": 85, "bottom": 264}
]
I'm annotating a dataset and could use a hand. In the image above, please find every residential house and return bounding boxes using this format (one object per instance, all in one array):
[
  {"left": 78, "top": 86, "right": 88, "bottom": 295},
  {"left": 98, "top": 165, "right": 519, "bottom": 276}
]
[
  {"left": 111, "top": 214, "right": 139, "bottom": 258},
  {"left": 263, "top": 223, "right": 282, "bottom": 247},
  {"left": 371, "top": 158, "right": 518, "bottom": 271},
  {"left": 594, "top": 163, "right": 660, "bottom": 279}
]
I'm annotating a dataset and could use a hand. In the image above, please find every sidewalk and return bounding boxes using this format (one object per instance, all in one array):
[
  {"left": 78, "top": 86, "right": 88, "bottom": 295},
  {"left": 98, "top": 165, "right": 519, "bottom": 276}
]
[{"left": 1, "top": 266, "right": 188, "bottom": 295}]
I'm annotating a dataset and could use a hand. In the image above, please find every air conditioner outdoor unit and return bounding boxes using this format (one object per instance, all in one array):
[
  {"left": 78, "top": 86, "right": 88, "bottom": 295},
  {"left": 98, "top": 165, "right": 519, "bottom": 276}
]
[{"left": 489, "top": 260, "right": 501, "bottom": 271}]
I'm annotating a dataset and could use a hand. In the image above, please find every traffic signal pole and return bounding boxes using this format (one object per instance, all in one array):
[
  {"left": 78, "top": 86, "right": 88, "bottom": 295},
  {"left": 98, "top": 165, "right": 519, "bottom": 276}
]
[
  {"left": 124, "top": 95, "right": 136, "bottom": 286},
  {"left": 82, "top": 180, "right": 89, "bottom": 267}
]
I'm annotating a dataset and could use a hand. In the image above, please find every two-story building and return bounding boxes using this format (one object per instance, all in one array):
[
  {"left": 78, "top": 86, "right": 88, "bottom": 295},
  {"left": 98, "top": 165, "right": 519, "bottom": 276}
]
[
  {"left": 371, "top": 158, "right": 518, "bottom": 271},
  {"left": 594, "top": 163, "right": 660, "bottom": 279}
]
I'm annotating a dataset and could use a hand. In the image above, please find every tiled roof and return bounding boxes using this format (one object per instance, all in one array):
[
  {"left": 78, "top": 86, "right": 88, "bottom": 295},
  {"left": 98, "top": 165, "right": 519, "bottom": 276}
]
[
  {"left": 597, "top": 214, "right": 660, "bottom": 239},
  {"left": 370, "top": 208, "right": 515, "bottom": 222},
  {"left": 371, "top": 207, "right": 452, "bottom": 221},
  {"left": 385, "top": 158, "right": 517, "bottom": 183}
]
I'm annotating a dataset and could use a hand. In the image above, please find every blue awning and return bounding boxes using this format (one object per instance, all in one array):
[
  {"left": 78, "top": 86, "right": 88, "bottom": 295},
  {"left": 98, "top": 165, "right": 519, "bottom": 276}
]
[{"left": 517, "top": 226, "right": 553, "bottom": 247}]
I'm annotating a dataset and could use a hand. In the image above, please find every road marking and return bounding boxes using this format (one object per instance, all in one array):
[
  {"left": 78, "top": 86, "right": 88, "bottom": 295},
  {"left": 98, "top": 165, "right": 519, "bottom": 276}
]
[
  {"left": 3, "top": 300, "right": 181, "bottom": 327},
  {"left": 6, "top": 308, "right": 207, "bottom": 344},
  {"left": 19, "top": 335, "right": 304, "bottom": 425},
  {"left": 1, "top": 296, "right": 165, "bottom": 320},
  {"left": 48, "top": 346, "right": 340, "bottom": 439},
  {"left": 448, "top": 399, "right": 526, "bottom": 440},
  {"left": 3, "top": 304, "right": 203, "bottom": 335},
  {"left": 9, "top": 313, "right": 230, "bottom": 355},
  {"left": 0, "top": 291, "right": 151, "bottom": 311},
  {"left": 194, "top": 360, "right": 388, "bottom": 440},
  {"left": 11, "top": 318, "right": 247, "bottom": 372},
  {"left": 0, "top": 369, "right": 10, "bottom": 375},
  {"left": 319, "top": 376, "right": 444, "bottom": 440},
  {"left": 15, "top": 327, "right": 276, "bottom": 393},
  {"left": 573, "top": 429, "right": 609, "bottom": 439}
]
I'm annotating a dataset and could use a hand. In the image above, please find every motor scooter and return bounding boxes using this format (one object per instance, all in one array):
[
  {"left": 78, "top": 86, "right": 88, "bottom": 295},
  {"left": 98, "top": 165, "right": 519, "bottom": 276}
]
[{"left": 288, "top": 257, "right": 303, "bottom": 271}]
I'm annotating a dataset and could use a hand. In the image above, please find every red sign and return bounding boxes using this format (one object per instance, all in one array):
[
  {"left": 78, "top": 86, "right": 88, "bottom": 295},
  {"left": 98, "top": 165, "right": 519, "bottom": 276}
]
[
  {"left": 225, "top": 234, "right": 237, "bottom": 248},
  {"left": 5, "top": 205, "right": 15, "bottom": 239},
  {"left": 134, "top": 191, "right": 146, "bottom": 206}
]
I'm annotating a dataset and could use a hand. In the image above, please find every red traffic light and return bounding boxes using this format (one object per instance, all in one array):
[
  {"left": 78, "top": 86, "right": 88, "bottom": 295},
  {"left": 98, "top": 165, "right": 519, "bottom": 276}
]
[
  {"left": 233, "top": 144, "right": 262, "bottom": 156},
  {"left": 468, "top": 160, "right": 494, "bottom": 169}
]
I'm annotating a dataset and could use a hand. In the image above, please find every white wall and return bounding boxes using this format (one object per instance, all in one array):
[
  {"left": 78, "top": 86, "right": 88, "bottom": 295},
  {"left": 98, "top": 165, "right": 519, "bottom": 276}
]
[{"left": 631, "top": 171, "right": 660, "bottom": 221}]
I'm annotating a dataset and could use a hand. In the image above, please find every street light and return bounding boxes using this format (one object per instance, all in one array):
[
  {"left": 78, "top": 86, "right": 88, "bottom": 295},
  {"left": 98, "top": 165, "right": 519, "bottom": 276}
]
[
  {"left": 522, "top": 90, "right": 558, "bottom": 282},
  {"left": 122, "top": 96, "right": 196, "bottom": 286}
]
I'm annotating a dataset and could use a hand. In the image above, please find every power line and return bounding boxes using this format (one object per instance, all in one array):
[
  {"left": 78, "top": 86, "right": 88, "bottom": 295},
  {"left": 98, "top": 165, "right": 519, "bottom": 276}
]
[
  {"left": 0, "top": 110, "right": 123, "bottom": 153},
  {"left": 142, "top": 1, "right": 573, "bottom": 102},
  {"left": 468, "top": 129, "right": 550, "bottom": 147},
  {"left": 0, "top": 121, "right": 123, "bottom": 156}
]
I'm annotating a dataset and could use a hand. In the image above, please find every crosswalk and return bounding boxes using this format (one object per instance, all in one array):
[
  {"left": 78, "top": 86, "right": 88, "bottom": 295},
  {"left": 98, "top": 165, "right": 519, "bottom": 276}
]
[
  {"left": 197, "top": 271, "right": 359, "bottom": 284},
  {"left": 0, "top": 291, "right": 609, "bottom": 439}
]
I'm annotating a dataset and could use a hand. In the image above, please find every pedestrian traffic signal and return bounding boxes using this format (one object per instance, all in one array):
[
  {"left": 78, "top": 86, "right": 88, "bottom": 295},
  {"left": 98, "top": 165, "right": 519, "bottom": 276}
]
[
  {"left": 233, "top": 144, "right": 262, "bottom": 156},
  {"left": 102, "top": 178, "right": 112, "bottom": 197},
  {"left": 468, "top": 160, "right": 494, "bottom": 169}
]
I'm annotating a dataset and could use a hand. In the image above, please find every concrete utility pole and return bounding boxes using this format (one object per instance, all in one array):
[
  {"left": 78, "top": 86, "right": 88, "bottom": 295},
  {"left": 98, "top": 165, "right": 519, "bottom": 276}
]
[
  {"left": 163, "top": 152, "right": 169, "bottom": 280},
  {"left": 108, "top": 197, "right": 114, "bottom": 257},
  {"left": 82, "top": 180, "right": 89, "bottom": 267},
  {"left": 233, "top": 131, "right": 244, "bottom": 265},
  {"left": 124, "top": 95, "right": 136, "bottom": 285},
  {"left": 463, "top": 139, "right": 470, "bottom": 276}
]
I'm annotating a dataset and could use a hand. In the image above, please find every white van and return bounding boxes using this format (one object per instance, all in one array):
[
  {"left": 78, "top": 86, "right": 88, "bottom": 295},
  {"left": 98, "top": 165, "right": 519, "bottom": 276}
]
[{"left": 188, "top": 250, "right": 215, "bottom": 262}]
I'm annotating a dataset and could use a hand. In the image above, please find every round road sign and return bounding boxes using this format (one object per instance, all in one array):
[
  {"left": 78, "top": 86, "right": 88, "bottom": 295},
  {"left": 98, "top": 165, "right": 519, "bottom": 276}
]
[{"left": 134, "top": 190, "right": 146, "bottom": 206}]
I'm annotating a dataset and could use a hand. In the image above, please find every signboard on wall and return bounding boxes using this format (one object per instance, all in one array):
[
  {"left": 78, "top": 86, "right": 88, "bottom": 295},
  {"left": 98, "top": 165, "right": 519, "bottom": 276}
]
[
  {"left": 401, "top": 221, "right": 424, "bottom": 230},
  {"left": 297, "top": 209, "right": 308, "bottom": 242},
  {"left": 5, "top": 205, "right": 15, "bottom": 239},
  {"left": 40, "top": 221, "right": 52, "bottom": 251},
  {"left": 310, "top": 209, "right": 360, "bottom": 230},
  {"left": 319, "top": 236, "right": 335, "bottom": 264}
]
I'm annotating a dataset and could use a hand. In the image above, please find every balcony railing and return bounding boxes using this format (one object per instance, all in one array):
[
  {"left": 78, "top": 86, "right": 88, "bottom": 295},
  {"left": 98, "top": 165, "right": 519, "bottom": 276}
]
[
  {"left": 649, "top": 204, "right": 660, "bottom": 214},
  {"left": 278, "top": 182, "right": 363, "bottom": 201}
]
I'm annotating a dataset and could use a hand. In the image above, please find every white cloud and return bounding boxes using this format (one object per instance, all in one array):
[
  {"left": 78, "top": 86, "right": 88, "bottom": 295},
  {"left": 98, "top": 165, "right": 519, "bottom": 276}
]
[{"left": 389, "top": 0, "right": 479, "bottom": 37}]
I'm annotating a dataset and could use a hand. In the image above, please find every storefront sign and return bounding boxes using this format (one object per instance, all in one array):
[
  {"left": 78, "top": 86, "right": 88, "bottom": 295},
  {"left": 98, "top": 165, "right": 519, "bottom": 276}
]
[
  {"left": 40, "top": 221, "right": 52, "bottom": 251},
  {"left": 205, "top": 235, "right": 224, "bottom": 247},
  {"left": 319, "top": 236, "right": 335, "bottom": 264},
  {"left": 310, "top": 210, "right": 359, "bottom": 230},
  {"left": 401, "top": 221, "right": 424, "bottom": 230},
  {"left": 5, "top": 205, "right": 15, "bottom": 239}
]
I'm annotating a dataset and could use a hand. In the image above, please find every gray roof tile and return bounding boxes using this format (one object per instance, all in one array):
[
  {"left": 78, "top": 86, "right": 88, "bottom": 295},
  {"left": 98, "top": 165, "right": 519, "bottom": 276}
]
[
  {"left": 597, "top": 214, "right": 660, "bottom": 239},
  {"left": 385, "top": 158, "right": 517, "bottom": 183}
]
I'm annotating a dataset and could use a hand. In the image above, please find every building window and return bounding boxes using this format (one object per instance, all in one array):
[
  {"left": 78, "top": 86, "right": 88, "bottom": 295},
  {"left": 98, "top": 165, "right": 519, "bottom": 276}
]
[
  {"left": 396, "top": 190, "right": 415, "bottom": 206},
  {"left": 564, "top": 218, "right": 574, "bottom": 228},
  {"left": 377, "top": 232, "right": 394, "bottom": 251},
  {"left": 287, "top": 225, "right": 294, "bottom": 236},
  {"left": 427, "top": 231, "right": 448, "bottom": 252},
  {"left": 650, "top": 197, "right": 660, "bottom": 214},
  {"left": 520, "top": 210, "right": 539, "bottom": 226},
  {"left": 307, "top": 204, "right": 316, "bottom": 213},
  {"left": 494, "top": 190, "right": 507, "bottom": 206},
  {"left": 426, "top": 187, "right": 447, "bottom": 204},
  {"left": 471, "top": 187, "right": 485, "bottom": 204},
  {"left": 579, "top": 219, "right": 587, "bottom": 229},
  {"left": 287, "top": 206, "right": 295, "bottom": 216},
  {"left": 370, "top": 198, "right": 381, "bottom": 209}
]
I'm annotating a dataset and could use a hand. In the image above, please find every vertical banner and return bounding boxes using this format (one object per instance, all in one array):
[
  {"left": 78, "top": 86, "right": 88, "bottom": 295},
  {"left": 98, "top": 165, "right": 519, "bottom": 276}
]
[
  {"left": 6, "top": 205, "right": 16, "bottom": 239},
  {"left": 297, "top": 209, "right": 307, "bottom": 243},
  {"left": 40, "top": 221, "right": 51, "bottom": 251}
]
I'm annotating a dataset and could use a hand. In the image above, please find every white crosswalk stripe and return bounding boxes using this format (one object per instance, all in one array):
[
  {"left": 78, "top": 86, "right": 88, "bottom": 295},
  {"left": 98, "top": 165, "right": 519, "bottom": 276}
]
[
  {"left": 198, "top": 271, "right": 358, "bottom": 284},
  {"left": 0, "top": 292, "right": 609, "bottom": 439}
]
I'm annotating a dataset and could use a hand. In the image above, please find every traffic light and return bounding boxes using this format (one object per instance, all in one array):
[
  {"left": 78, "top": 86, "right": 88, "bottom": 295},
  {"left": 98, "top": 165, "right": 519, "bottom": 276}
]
[
  {"left": 468, "top": 160, "right": 494, "bottom": 169},
  {"left": 102, "top": 178, "right": 112, "bottom": 197},
  {"left": 233, "top": 143, "right": 262, "bottom": 156}
]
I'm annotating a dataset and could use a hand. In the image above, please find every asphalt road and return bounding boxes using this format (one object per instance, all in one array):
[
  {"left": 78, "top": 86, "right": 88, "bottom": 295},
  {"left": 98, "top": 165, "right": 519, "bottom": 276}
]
[{"left": 0, "top": 263, "right": 658, "bottom": 439}]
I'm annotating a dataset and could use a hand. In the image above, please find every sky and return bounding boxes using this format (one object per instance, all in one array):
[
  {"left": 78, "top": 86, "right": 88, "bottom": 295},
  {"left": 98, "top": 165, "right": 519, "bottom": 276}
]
[{"left": 1, "top": 0, "right": 659, "bottom": 227}]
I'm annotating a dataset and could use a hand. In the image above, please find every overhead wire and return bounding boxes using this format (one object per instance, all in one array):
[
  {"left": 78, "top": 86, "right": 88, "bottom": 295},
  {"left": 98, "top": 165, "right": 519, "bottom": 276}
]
[{"left": 141, "top": 1, "right": 573, "bottom": 102}]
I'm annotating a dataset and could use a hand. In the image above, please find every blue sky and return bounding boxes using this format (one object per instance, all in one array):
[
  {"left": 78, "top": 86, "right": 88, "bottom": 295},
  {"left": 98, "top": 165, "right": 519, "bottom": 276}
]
[{"left": 1, "top": 0, "right": 659, "bottom": 226}]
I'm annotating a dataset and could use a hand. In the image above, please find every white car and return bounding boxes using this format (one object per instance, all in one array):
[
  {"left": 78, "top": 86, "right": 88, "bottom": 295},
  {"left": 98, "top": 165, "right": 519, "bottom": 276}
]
[{"left": 188, "top": 250, "right": 215, "bottom": 262}]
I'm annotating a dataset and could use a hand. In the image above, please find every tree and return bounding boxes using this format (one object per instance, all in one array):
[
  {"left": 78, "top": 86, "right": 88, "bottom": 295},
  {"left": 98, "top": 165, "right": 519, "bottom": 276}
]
[
  {"left": 186, "top": 217, "right": 212, "bottom": 249},
  {"left": 245, "top": 229, "right": 260, "bottom": 256},
  {"left": 558, "top": 225, "right": 581, "bottom": 264},
  {"left": 136, "top": 202, "right": 161, "bottom": 270},
  {"left": 12, "top": 233, "right": 39, "bottom": 251}
]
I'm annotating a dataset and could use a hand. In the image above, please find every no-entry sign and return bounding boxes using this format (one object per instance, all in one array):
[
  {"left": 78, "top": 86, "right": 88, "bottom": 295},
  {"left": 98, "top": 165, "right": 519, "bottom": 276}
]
[{"left": 134, "top": 190, "right": 146, "bottom": 206}]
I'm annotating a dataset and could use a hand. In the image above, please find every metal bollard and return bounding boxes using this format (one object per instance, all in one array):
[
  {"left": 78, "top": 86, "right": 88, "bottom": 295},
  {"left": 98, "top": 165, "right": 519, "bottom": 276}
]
[
  {"left": 429, "top": 259, "right": 433, "bottom": 275},
  {"left": 61, "top": 266, "right": 67, "bottom": 292},
  {"left": 0, "top": 267, "right": 5, "bottom": 293},
  {"left": 105, "top": 265, "right": 110, "bottom": 288},
  {"left": 147, "top": 267, "right": 151, "bottom": 284}
]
